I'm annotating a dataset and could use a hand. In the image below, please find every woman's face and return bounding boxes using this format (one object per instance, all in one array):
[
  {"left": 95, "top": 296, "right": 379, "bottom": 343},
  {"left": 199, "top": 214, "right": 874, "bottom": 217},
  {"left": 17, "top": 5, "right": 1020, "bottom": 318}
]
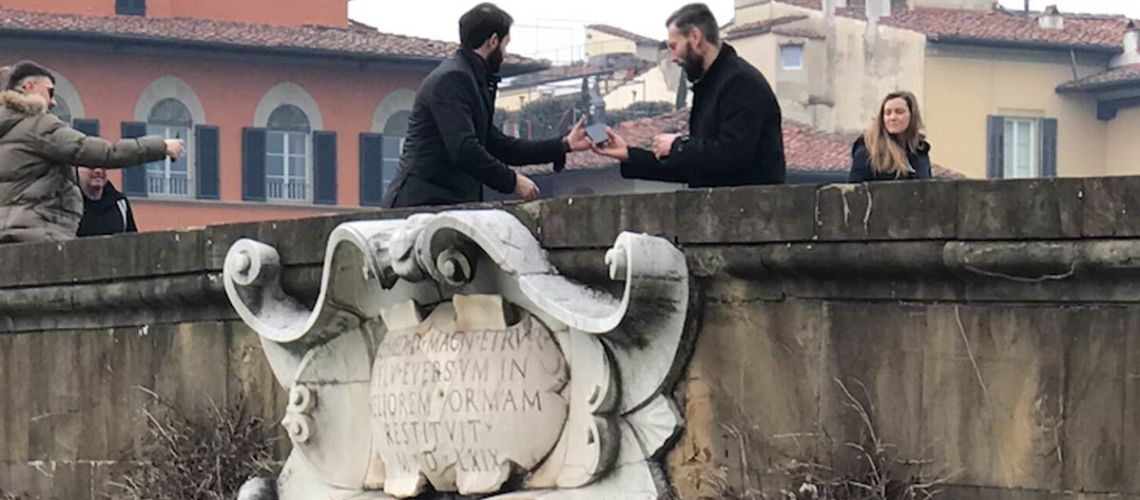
[{"left": 883, "top": 97, "right": 911, "bottom": 136}]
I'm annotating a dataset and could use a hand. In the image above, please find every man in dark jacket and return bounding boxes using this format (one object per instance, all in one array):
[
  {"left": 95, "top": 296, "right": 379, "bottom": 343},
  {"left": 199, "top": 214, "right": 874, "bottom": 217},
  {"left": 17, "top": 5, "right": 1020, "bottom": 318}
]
[
  {"left": 593, "top": 3, "right": 786, "bottom": 187},
  {"left": 76, "top": 166, "right": 137, "bottom": 237},
  {"left": 383, "top": 3, "right": 591, "bottom": 208}
]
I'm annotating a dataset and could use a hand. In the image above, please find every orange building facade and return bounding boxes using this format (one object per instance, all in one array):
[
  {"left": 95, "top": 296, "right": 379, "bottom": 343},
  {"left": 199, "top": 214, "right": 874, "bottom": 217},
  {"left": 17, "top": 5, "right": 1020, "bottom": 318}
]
[
  {"left": 0, "top": 0, "right": 543, "bottom": 231},
  {"left": 0, "top": 0, "right": 348, "bottom": 26}
]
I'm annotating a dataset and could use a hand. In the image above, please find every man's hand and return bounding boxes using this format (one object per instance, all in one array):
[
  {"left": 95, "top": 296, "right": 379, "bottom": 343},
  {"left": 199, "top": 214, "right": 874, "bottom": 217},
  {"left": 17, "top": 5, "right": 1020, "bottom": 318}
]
[
  {"left": 652, "top": 133, "right": 682, "bottom": 159},
  {"left": 164, "top": 139, "right": 185, "bottom": 161},
  {"left": 514, "top": 173, "right": 540, "bottom": 201},
  {"left": 565, "top": 117, "right": 592, "bottom": 152},
  {"left": 590, "top": 127, "right": 630, "bottom": 162}
]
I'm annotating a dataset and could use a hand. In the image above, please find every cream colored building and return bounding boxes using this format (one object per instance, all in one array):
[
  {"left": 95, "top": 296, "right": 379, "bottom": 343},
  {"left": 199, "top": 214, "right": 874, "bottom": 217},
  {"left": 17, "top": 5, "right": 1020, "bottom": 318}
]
[
  {"left": 498, "top": 24, "right": 685, "bottom": 113},
  {"left": 603, "top": 57, "right": 688, "bottom": 110},
  {"left": 725, "top": 0, "right": 1140, "bottom": 178},
  {"left": 585, "top": 25, "right": 663, "bottom": 63},
  {"left": 497, "top": 82, "right": 572, "bottom": 112},
  {"left": 725, "top": 6, "right": 925, "bottom": 135}
]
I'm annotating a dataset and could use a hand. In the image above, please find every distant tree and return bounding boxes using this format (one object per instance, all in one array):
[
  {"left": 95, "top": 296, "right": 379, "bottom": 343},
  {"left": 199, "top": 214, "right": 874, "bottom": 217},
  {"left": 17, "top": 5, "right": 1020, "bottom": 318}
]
[
  {"left": 495, "top": 97, "right": 673, "bottom": 140},
  {"left": 674, "top": 72, "right": 689, "bottom": 110},
  {"left": 579, "top": 77, "right": 591, "bottom": 112},
  {"left": 494, "top": 108, "right": 513, "bottom": 129},
  {"left": 495, "top": 96, "right": 579, "bottom": 140},
  {"left": 608, "top": 101, "right": 674, "bottom": 125}
]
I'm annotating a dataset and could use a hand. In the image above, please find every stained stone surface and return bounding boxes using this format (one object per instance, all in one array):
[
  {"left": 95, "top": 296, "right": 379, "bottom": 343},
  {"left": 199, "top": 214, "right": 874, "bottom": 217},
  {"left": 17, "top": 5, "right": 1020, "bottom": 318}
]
[
  {"left": 221, "top": 210, "right": 692, "bottom": 499},
  {"left": 13, "top": 181, "right": 1140, "bottom": 499},
  {"left": 371, "top": 299, "right": 570, "bottom": 496}
]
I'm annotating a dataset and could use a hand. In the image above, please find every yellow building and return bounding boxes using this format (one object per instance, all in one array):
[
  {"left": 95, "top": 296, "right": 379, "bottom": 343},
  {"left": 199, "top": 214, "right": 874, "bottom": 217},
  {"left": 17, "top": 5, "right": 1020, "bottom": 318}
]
[
  {"left": 497, "top": 25, "right": 682, "bottom": 113},
  {"left": 896, "top": 7, "right": 1139, "bottom": 178},
  {"left": 725, "top": 0, "right": 1140, "bottom": 179},
  {"left": 584, "top": 24, "right": 663, "bottom": 63}
]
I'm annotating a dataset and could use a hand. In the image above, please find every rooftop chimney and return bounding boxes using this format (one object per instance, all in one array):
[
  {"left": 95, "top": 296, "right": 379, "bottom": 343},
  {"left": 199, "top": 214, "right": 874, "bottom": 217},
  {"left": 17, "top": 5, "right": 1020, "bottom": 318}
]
[
  {"left": 823, "top": 0, "right": 838, "bottom": 18},
  {"left": 1127, "top": 20, "right": 1139, "bottom": 55},
  {"left": 864, "top": 0, "right": 889, "bottom": 22},
  {"left": 1113, "top": 20, "right": 1140, "bottom": 67},
  {"left": 1038, "top": 5, "right": 1064, "bottom": 30}
]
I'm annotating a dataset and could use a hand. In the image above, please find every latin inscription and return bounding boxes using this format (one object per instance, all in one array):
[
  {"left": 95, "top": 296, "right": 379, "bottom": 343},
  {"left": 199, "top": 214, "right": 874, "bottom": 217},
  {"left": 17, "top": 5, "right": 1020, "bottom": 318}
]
[{"left": 370, "top": 305, "right": 569, "bottom": 485}]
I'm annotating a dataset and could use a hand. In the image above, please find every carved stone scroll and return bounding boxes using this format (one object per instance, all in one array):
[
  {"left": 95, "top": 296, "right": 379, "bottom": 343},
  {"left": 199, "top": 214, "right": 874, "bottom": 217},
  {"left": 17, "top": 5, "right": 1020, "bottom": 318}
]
[{"left": 224, "top": 210, "right": 691, "bottom": 499}]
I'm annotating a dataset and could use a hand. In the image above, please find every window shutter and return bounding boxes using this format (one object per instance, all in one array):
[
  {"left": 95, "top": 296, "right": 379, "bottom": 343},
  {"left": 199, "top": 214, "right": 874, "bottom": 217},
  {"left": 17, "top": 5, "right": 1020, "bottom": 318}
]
[
  {"left": 1041, "top": 118, "right": 1058, "bottom": 178},
  {"left": 242, "top": 128, "right": 267, "bottom": 202},
  {"left": 986, "top": 115, "right": 1005, "bottom": 179},
  {"left": 73, "top": 119, "right": 99, "bottom": 137},
  {"left": 121, "top": 121, "right": 149, "bottom": 197},
  {"left": 115, "top": 0, "right": 145, "bottom": 16},
  {"left": 195, "top": 125, "right": 220, "bottom": 200},
  {"left": 359, "top": 133, "right": 384, "bottom": 207},
  {"left": 313, "top": 131, "right": 338, "bottom": 205}
]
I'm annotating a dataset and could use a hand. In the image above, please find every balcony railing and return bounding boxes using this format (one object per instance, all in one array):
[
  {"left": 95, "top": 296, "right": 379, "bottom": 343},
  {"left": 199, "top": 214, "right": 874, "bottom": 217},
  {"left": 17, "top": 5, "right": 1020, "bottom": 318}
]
[
  {"left": 147, "top": 172, "right": 189, "bottom": 196},
  {"left": 267, "top": 180, "right": 307, "bottom": 201}
]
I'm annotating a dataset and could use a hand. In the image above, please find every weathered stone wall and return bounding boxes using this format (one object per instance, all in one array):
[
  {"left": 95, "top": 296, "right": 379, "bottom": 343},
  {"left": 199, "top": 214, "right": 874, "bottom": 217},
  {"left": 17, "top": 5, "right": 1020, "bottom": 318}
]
[
  {"left": 4, "top": 178, "right": 1140, "bottom": 498},
  {"left": 0, "top": 322, "right": 283, "bottom": 498}
]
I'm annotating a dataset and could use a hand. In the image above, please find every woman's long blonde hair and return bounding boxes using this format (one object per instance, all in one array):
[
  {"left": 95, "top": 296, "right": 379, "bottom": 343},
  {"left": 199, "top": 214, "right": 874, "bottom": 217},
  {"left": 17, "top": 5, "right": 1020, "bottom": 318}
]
[{"left": 863, "top": 90, "right": 924, "bottom": 178}]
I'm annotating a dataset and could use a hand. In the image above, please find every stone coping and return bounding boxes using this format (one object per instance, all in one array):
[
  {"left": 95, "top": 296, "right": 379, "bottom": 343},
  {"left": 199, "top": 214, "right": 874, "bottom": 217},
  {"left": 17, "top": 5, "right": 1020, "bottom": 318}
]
[{"left": 3, "top": 177, "right": 1140, "bottom": 331}]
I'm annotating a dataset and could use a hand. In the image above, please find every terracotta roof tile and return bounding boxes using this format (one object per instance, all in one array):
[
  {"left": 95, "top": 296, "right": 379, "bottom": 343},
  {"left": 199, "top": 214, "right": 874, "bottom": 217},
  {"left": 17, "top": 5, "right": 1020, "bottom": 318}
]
[
  {"left": 783, "top": 119, "right": 856, "bottom": 173},
  {"left": 502, "top": 59, "right": 654, "bottom": 90},
  {"left": 771, "top": 1, "right": 1130, "bottom": 52},
  {"left": 772, "top": 26, "right": 828, "bottom": 40},
  {"left": 1057, "top": 63, "right": 1140, "bottom": 92},
  {"left": 883, "top": 8, "right": 1130, "bottom": 52},
  {"left": 778, "top": 0, "right": 824, "bottom": 9},
  {"left": 585, "top": 24, "right": 661, "bottom": 47},
  {"left": 774, "top": 0, "right": 867, "bottom": 19},
  {"left": 519, "top": 110, "right": 687, "bottom": 175},
  {"left": 522, "top": 109, "right": 962, "bottom": 178},
  {"left": 0, "top": 7, "right": 542, "bottom": 67},
  {"left": 724, "top": 15, "right": 811, "bottom": 41}
]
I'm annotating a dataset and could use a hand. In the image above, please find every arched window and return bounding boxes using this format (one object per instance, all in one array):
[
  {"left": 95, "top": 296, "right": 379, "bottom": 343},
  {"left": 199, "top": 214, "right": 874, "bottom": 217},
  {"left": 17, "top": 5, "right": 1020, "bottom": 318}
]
[
  {"left": 266, "top": 104, "right": 311, "bottom": 201},
  {"left": 381, "top": 110, "right": 410, "bottom": 193},
  {"left": 146, "top": 98, "right": 192, "bottom": 196},
  {"left": 51, "top": 97, "right": 72, "bottom": 125}
]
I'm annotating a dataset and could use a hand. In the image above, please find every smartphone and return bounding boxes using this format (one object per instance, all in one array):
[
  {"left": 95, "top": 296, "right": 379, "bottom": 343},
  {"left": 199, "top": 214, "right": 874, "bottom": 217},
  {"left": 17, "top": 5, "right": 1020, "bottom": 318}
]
[{"left": 585, "top": 123, "right": 608, "bottom": 145}]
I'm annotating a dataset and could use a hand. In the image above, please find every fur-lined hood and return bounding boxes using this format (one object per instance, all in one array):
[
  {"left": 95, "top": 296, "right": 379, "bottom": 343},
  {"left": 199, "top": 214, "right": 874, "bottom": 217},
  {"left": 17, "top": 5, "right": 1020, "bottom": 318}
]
[
  {"left": 0, "top": 90, "right": 49, "bottom": 115},
  {"left": 0, "top": 90, "right": 49, "bottom": 137}
]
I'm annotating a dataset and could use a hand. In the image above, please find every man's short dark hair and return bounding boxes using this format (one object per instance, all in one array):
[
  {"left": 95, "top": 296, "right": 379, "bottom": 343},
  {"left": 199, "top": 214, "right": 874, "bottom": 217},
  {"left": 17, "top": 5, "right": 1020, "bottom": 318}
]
[
  {"left": 459, "top": 3, "right": 514, "bottom": 50},
  {"left": 666, "top": 3, "right": 720, "bottom": 45},
  {"left": 5, "top": 60, "right": 54, "bottom": 91}
]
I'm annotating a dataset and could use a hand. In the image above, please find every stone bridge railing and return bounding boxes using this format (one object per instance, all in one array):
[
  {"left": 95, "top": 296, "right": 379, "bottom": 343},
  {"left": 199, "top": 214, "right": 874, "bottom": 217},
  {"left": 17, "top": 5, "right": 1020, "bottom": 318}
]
[{"left": 3, "top": 177, "right": 1140, "bottom": 499}]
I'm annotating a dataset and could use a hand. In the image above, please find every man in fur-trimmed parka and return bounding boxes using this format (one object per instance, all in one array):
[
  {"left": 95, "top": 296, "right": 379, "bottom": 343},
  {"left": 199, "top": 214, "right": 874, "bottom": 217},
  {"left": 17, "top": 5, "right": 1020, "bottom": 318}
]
[{"left": 0, "top": 60, "right": 182, "bottom": 243}]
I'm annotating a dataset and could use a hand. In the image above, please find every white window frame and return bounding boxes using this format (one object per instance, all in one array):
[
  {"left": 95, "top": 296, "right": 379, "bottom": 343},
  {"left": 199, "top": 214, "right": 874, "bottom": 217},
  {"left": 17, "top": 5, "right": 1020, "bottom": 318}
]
[
  {"left": 780, "top": 44, "right": 805, "bottom": 71},
  {"left": 266, "top": 130, "right": 310, "bottom": 202},
  {"left": 1003, "top": 118, "right": 1040, "bottom": 179},
  {"left": 381, "top": 135, "right": 405, "bottom": 195},
  {"left": 146, "top": 124, "right": 192, "bottom": 197}
]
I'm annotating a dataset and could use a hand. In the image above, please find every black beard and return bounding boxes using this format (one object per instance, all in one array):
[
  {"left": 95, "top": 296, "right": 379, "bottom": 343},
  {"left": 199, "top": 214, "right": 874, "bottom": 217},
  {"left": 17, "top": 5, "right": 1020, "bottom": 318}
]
[
  {"left": 681, "top": 43, "right": 705, "bottom": 83},
  {"left": 487, "top": 45, "right": 504, "bottom": 75}
]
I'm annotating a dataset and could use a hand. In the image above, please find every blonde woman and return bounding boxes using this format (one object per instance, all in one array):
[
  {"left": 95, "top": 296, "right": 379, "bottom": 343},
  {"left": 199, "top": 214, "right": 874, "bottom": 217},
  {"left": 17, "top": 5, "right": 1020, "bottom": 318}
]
[{"left": 849, "top": 90, "right": 932, "bottom": 182}]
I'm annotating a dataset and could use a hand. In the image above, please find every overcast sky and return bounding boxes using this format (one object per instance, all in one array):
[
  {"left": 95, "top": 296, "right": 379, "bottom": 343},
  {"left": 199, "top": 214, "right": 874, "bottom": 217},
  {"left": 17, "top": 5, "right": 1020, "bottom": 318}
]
[{"left": 349, "top": 0, "right": 1140, "bottom": 63}]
